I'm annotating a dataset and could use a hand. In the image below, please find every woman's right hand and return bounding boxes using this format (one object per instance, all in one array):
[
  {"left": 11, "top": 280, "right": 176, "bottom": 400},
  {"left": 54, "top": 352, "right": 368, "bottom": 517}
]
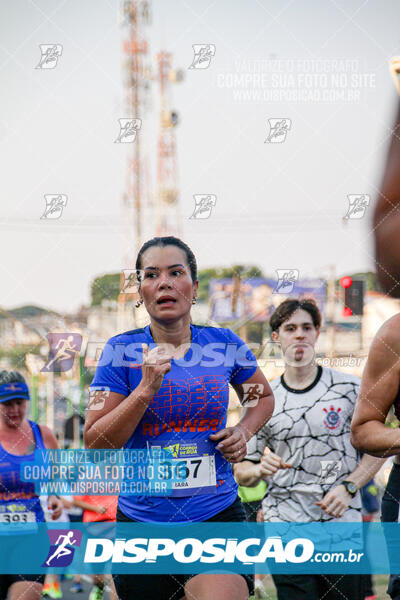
[{"left": 140, "top": 343, "right": 173, "bottom": 397}]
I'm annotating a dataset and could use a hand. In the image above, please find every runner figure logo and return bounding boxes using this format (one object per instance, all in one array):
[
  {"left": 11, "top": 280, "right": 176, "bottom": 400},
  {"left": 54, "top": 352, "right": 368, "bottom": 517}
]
[
  {"left": 320, "top": 460, "right": 343, "bottom": 484},
  {"left": 42, "top": 530, "right": 82, "bottom": 567},
  {"left": 274, "top": 269, "right": 299, "bottom": 294},
  {"left": 163, "top": 443, "right": 180, "bottom": 458},
  {"left": 88, "top": 388, "right": 110, "bottom": 411},
  {"left": 35, "top": 44, "right": 63, "bottom": 69},
  {"left": 189, "top": 195, "right": 216, "bottom": 219},
  {"left": 188, "top": 44, "right": 216, "bottom": 69},
  {"left": 344, "top": 194, "right": 370, "bottom": 220},
  {"left": 265, "top": 119, "right": 291, "bottom": 143},
  {"left": 41, "top": 194, "right": 67, "bottom": 220},
  {"left": 115, "top": 118, "right": 142, "bottom": 143},
  {"left": 242, "top": 383, "right": 264, "bottom": 407},
  {"left": 323, "top": 405, "right": 342, "bottom": 430},
  {"left": 41, "top": 333, "right": 82, "bottom": 372},
  {"left": 120, "top": 269, "right": 144, "bottom": 293}
]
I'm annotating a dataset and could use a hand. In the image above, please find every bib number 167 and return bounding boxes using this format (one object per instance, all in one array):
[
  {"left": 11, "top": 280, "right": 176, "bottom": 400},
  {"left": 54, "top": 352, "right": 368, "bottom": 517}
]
[{"left": 158, "top": 459, "right": 201, "bottom": 480}]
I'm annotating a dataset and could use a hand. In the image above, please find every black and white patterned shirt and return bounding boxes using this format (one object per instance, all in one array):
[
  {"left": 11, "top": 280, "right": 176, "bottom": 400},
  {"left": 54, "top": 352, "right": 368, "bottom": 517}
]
[{"left": 245, "top": 366, "right": 362, "bottom": 522}]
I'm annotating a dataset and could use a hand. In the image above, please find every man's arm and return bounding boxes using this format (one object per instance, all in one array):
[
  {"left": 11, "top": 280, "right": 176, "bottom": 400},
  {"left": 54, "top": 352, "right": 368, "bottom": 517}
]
[
  {"left": 351, "top": 314, "right": 400, "bottom": 456},
  {"left": 234, "top": 459, "right": 264, "bottom": 487},
  {"left": 234, "top": 448, "right": 291, "bottom": 487},
  {"left": 343, "top": 454, "right": 386, "bottom": 489},
  {"left": 374, "top": 101, "right": 400, "bottom": 297},
  {"left": 317, "top": 455, "right": 385, "bottom": 518}
]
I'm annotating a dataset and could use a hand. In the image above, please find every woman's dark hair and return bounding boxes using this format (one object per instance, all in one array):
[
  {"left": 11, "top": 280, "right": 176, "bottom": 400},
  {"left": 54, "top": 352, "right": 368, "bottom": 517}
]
[
  {"left": 0, "top": 370, "right": 26, "bottom": 386},
  {"left": 135, "top": 236, "right": 198, "bottom": 285},
  {"left": 269, "top": 298, "right": 322, "bottom": 333}
]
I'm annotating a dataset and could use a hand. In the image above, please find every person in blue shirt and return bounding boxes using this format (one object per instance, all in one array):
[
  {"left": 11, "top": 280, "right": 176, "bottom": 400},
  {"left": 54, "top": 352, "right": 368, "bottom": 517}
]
[
  {"left": 0, "top": 370, "right": 63, "bottom": 600},
  {"left": 85, "top": 236, "right": 275, "bottom": 600}
]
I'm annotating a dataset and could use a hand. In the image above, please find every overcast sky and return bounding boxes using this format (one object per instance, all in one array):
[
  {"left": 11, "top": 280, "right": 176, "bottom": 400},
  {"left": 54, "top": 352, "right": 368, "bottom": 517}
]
[{"left": 1, "top": 0, "right": 399, "bottom": 313}]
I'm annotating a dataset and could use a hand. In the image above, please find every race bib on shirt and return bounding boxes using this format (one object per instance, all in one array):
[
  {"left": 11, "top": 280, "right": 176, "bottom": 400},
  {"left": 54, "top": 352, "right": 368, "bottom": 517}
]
[
  {"left": 150, "top": 440, "right": 217, "bottom": 497},
  {"left": 0, "top": 503, "right": 38, "bottom": 534}
]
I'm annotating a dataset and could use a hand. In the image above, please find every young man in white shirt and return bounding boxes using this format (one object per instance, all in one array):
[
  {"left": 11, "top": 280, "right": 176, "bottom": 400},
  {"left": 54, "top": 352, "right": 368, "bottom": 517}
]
[{"left": 235, "top": 298, "right": 383, "bottom": 600}]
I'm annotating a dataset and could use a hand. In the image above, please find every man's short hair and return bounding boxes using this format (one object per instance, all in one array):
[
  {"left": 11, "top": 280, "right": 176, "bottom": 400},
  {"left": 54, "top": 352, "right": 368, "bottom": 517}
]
[{"left": 269, "top": 298, "right": 322, "bottom": 333}]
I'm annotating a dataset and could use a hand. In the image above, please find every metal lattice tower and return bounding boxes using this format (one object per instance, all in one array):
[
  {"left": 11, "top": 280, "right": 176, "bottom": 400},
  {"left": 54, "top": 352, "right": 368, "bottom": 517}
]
[
  {"left": 118, "top": 0, "right": 152, "bottom": 329},
  {"left": 121, "top": 0, "right": 152, "bottom": 266}
]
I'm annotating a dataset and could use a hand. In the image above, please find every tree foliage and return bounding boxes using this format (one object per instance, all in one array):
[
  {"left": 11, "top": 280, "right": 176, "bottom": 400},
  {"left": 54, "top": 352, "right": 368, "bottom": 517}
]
[{"left": 90, "top": 273, "right": 120, "bottom": 306}]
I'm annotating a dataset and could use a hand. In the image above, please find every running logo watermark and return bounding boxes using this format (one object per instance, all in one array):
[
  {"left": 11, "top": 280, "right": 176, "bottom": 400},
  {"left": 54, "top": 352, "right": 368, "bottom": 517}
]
[
  {"left": 343, "top": 195, "right": 370, "bottom": 220},
  {"left": 115, "top": 118, "right": 142, "bottom": 143},
  {"left": 120, "top": 269, "right": 144, "bottom": 293},
  {"left": 189, "top": 195, "right": 217, "bottom": 219},
  {"left": 35, "top": 44, "right": 63, "bottom": 69},
  {"left": 274, "top": 269, "right": 299, "bottom": 293},
  {"left": 87, "top": 388, "right": 110, "bottom": 411},
  {"left": 84, "top": 341, "right": 106, "bottom": 368},
  {"left": 42, "top": 530, "right": 82, "bottom": 567},
  {"left": 188, "top": 44, "right": 216, "bottom": 70},
  {"left": 242, "top": 383, "right": 264, "bottom": 407},
  {"left": 265, "top": 119, "right": 291, "bottom": 143},
  {"left": 41, "top": 333, "right": 82, "bottom": 373},
  {"left": 320, "top": 460, "right": 343, "bottom": 485},
  {"left": 40, "top": 194, "right": 67, "bottom": 220}
]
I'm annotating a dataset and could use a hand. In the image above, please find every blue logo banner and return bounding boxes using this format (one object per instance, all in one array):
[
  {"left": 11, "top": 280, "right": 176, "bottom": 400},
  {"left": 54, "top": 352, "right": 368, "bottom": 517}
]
[{"left": 0, "top": 522, "right": 399, "bottom": 574}]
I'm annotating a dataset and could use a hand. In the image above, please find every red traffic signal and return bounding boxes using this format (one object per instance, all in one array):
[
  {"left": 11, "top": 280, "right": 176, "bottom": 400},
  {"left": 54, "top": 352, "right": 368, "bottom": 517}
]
[
  {"left": 340, "top": 276, "right": 353, "bottom": 289},
  {"left": 341, "top": 279, "right": 365, "bottom": 317}
]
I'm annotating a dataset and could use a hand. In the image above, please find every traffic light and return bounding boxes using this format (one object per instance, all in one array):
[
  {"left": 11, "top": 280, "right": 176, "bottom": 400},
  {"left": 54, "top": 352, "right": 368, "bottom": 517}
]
[{"left": 340, "top": 277, "right": 365, "bottom": 316}]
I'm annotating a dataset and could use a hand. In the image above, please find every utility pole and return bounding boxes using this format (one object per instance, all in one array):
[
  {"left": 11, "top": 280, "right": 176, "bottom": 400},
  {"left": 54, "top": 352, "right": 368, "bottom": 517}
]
[
  {"left": 156, "top": 51, "right": 183, "bottom": 237},
  {"left": 46, "top": 371, "right": 54, "bottom": 432},
  {"left": 327, "top": 265, "right": 336, "bottom": 358},
  {"left": 232, "top": 272, "right": 248, "bottom": 342}
]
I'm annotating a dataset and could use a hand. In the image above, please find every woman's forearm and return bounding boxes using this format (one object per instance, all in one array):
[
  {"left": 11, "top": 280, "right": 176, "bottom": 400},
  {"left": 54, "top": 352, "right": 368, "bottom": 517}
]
[
  {"left": 237, "top": 393, "right": 274, "bottom": 441},
  {"left": 84, "top": 382, "right": 154, "bottom": 449}
]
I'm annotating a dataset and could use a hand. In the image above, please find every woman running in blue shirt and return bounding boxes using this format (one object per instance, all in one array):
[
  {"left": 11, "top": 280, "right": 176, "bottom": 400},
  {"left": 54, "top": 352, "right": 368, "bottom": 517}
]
[{"left": 85, "top": 236, "right": 275, "bottom": 600}]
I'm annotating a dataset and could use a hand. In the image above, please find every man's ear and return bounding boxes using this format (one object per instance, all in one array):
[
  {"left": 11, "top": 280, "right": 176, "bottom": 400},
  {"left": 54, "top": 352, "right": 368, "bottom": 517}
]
[{"left": 271, "top": 330, "right": 279, "bottom": 342}]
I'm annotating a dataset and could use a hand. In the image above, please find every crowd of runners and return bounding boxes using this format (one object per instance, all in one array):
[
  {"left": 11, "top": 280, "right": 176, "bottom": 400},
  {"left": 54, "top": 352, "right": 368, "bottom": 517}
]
[{"left": 3, "top": 118, "right": 400, "bottom": 600}]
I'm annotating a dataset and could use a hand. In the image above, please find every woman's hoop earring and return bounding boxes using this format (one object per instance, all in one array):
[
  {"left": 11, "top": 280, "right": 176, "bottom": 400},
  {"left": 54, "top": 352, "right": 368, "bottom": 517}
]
[
  {"left": 135, "top": 298, "right": 143, "bottom": 308},
  {"left": 192, "top": 297, "right": 197, "bottom": 305}
]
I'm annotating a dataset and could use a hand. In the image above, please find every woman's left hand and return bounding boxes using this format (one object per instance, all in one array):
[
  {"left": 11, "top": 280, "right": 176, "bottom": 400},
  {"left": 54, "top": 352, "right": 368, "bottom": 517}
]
[{"left": 209, "top": 426, "right": 247, "bottom": 463}]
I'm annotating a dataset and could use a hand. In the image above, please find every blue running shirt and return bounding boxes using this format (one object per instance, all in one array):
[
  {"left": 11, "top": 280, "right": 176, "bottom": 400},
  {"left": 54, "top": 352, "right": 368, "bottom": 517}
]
[
  {"left": 0, "top": 420, "right": 46, "bottom": 523},
  {"left": 90, "top": 324, "right": 257, "bottom": 522}
]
